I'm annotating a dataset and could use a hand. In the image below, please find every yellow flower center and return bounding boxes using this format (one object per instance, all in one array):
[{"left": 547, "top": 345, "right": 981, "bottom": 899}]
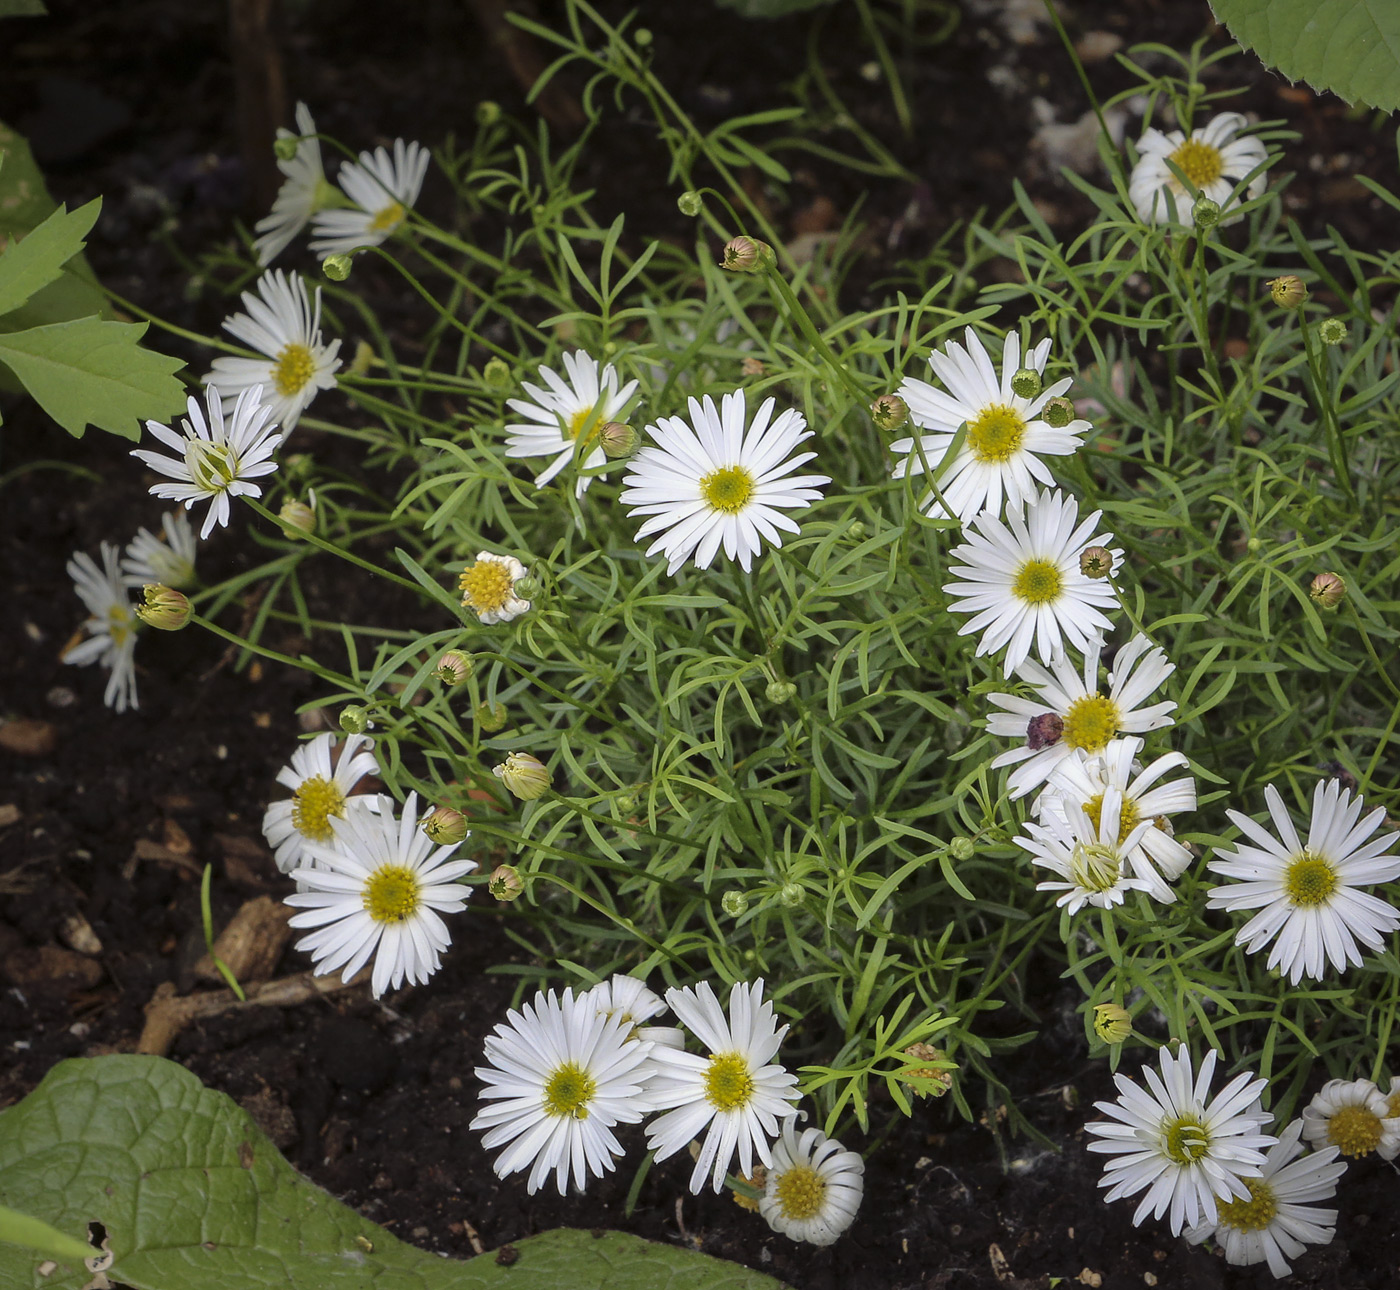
[
  {"left": 1011, "top": 558, "right": 1062, "bottom": 605},
  {"left": 184, "top": 438, "right": 239, "bottom": 494},
  {"left": 705, "top": 1051, "right": 756, "bottom": 1111},
  {"left": 1168, "top": 138, "right": 1224, "bottom": 189},
  {"left": 1284, "top": 850, "right": 1338, "bottom": 907},
  {"left": 107, "top": 602, "right": 136, "bottom": 646},
  {"left": 773, "top": 1163, "right": 826, "bottom": 1221},
  {"left": 1162, "top": 1114, "right": 1211, "bottom": 1165},
  {"left": 272, "top": 342, "right": 316, "bottom": 396},
  {"left": 362, "top": 865, "right": 420, "bottom": 924},
  {"left": 566, "top": 403, "right": 599, "bottom": 443},
  {"left": 458, "top": 559, "right": 514, "bottom": 613},
  {"left": 1070, "top": 842, "right": 1121, "bottom": 893},
  {"left": 1388, "top": 1087, "right": 1400, "bottom": 1119},
  {"left": 700, "top": 465, "right": 756, "bottom": 515},
  {"left": 291, "top": 774, "right": 347, "bottom": 843},
  {"left": 966, "top": 404, "right": 1026, "bottom": 463},
  {"left": 369, "top": 201, "right": 405, "bottom": 233},
  {"left": 1216, "top": 1177, "right": 1278, "bottom": 1233},
  {"left": 543, "top": 1061, "right": 597, "bottom": 1119},
  {"left": 1327, "top": 1104, "right": 1383, "bottom": 1157},
  {"left": 1062, "top": 695, "right": 1120, "bottom": 754},
  {"left": 1083, "top": 793, "right": 1141, "bottom": 845}
]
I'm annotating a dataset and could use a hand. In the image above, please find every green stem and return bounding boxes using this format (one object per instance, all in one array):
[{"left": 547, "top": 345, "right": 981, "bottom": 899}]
[
  {"left": 190, "top": 612, "right": 357, "bottom": 691},
  {"left": 241, "top": 498, "right": 425, "bottom": 595},
  {"left": 760, "top": 265, "right": 870, "bottom": 409},
  {"left": 1299, "top": 316, "right": 1355, "bottom": 503}
]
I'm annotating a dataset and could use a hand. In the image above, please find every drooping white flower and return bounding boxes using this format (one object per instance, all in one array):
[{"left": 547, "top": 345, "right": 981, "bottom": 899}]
[
  {"left": 943, "top": 489, "right": 1121, "bottom": 675},
  {"left": 253, "top": 102, "right": 325, "bottom": 265},
  {"left": 309, "top": 139, "right": 428, "bottom": 257},
  {"left": 121, "top": 511, "right": 198, "bottom": 590},
  {"left": 892, "top": 327, "right": 1088, "bottom": 524},
  {"left": 1129, "top": 112, "right": 1269, "bottom": 227},
  {"left": 284, "top": 791, "right": 474, "bottom": 997},
  {"left": 759, "top": 1121, "right": 865, "bottom": 1247},
  {"left": 503, "top": 350, "right": 639, "bottom": 495},
  {"left": 1206, "top": 780, "right": 1400, "bottom": 985},
  {"left": 1184, "top": 1119, "right": 1345, "bottom": 1278},
  {"left": 131, "top": 384, "right": 282, "bottom": 539},
  {"left": 457, "top": 551, "right": 531, "bottom": 624},
  {"left": 1085, "top": 1045, "right": 1275, "bottom": 1237},
  {"left": 645, "top": 978, "right": 801, "bottom": 1193},
  {"left": 1300, "top": 1078, "right": 1400, "bottom": 1162},
  {"left": 63, "top": 543, "right": 139, "bottom": 713},
  {"left": 585, "top": 973, "right": 684, "bottom": 1049},
  {"left": 622, "top": 391, "right": 830, "bottom": 576},
  {"left": 262, "top": 732, "right": 380, "bottom": 873},
  {"left": 987, "top": 634, "right": 1177, "bottom": 799},
  {"left": 471, "top": 987, "right": 659, "bottom": 1195},
  {"left": 204, "top": 270, "right": 341, "bottom": 433}
]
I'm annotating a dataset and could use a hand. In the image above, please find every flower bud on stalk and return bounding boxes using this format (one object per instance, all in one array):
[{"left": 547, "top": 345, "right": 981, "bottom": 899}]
[
  {"left": 1192, "top": 197, "right": 1221, "bottom": 229},
  {"left": 1010, "top": 367, "right": 1042, "bottom": 400},
  {"left": 1042, "top": 396, "right": 1075, "bottom": 429},
  {"left": 482, "top": 357, "right": 511, "bottom": 388},
  {"left": 493, "top": 752, "right": 552, "bottom": 801},
  {"left": 1268, "top": 275, "right": 1308, "bottom": 309},
  {"left": 1093, "top": 1003, "right": 1133, "bottom": 1044},
  {"left": 1319, "top": 318, "right": 1347, "bottom": 346},
  {"left": 766, "top": 679, "right": 796, "bottom": 704},
  {"left": 476, "top": 101, "right": 502, "bottom": 127},
  {"left": 279, "top": 497, "right": 316, "bottom": 538},
  {"left": 322, "top": 253, "right": 353, "bottom": 282},
  {"left": 488, "top": 864, "right": 524, "bottom": 901},
  {"left": 871, "top": 393, "right": 909, "bottom": 431},
  {"left": 274, "top": 136, "right": 299, "bottom": 162},
  {"left": 434, "top": 649, "right": 473, "bottom": 686},
  {"left": 1309, "top": 571, "right": 1346, "bottom": 610},
  {"left": 949, "top": 836, "right": 975, "bottom": 862},
  {"left": 599, "top": 421, "right": 639, "bottom": 459},
  {"left": 475, "top": 701, "right": 507, "bottom": 732},
  {"left": 720, "top": 235, "right": 775, "bottom": 274},
  {"left": 422, "top": 806, "right": 468, "bottom": 845},
  {"left": 339, "top": 704, "right": 370, "bottom": 734},
  {"left": 678, "top": 191, "right": 703, "bottom": 217},
  {"left": 1080, "top": 546, "right": 1114, "bottom": 579},
  {"left": 721, "top": 890, "right": 749, "bottom": 918},
  {"left": 136, "top": 585, "right": 191, "bottom": 631}
]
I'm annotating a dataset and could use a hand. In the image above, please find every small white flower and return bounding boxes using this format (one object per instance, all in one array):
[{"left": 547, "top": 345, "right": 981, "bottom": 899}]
[
  {"left": 1206, "top": 780, "right": 1400, "bottom": 985},
  {"left": 1185, "top": 1118, "right": 1344, "bottom": 1278},
  {"left": 645, "top": 978, "right": 801, "bottom": 1193},
  {"left": 759, "top": 1122, "right": 864, "bottom": 1247},
  {"left": 1019, "top": 786, "right": 1164, "bottom": 910},
  {"left": 943, "top": 488, "right": 1121, "bottom": 676},
  {"left": 131, "top": 384, "right": 282, "bottom": 539},
  {"left": 503, "top": 350, "right": 639, "bottom": 495},
  {"left": 285, "top": 791, "right": 474, "bottom": 997},
  {"left": 471, "top": 987, "right": 659, "bottom": 1195},
  {"left": 457, "top": 551, "right": 531, "bottom": 624},
  {"left": 1086, "top": 1045, "right": 1275, "bottom": 1237},
  {"left": 63, "top": 543, "right": 139, "bottom": 713},
  {"left": 987, "top": 634, "right": 1177, "bottom": 799},
  {"left": 622, "top": 390, "right": 830, "bottom": 576},
  {"left": 262, "top": 732, "right": 380, "bottom": 873},
  {"left": 1300, "top": 1078, "right": 1400, "bottom": 1162},
  {"left": 253, "top": 102, "right": 325, "bottom": 266},
  {"left": 309, "top": 139, "right": 428, "bottom": 257},
  {"left": 205, "top": 270, "right": 342, "bottom": 434},
  {"left": 585, "top": 973, "right": 684, "bottom": 1049},
  {"left": 121, "top": 511, "right": 198, "bottom": 589},
  {"left": 1385, "top": 1075, "right": 1400, "bottom": 1121},
  {"left": 1130, "top": 112, "right": 1268, "bottom": 227},
  {"left": 892, "top": 327, "right": 1089, "bottom": 524}
]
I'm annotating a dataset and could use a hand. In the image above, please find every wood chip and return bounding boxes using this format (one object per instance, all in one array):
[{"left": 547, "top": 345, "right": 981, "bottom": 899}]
[
  {"left": 0, "top": 717, "right": 57, "bottom": 757},
  {"left": 194, "top": 896, "right": 294, "bottom": 984},
  {"left": 988, "top": 1243, "right": 1014, "bottom": 1283},
  {"left": 0, "top": 804, "right": 20, "bottom": 828},
  {"left": 3, "top": 945, "right": 103, "bottom": 993},
  {"left": 59, "top": 912, "right": 103, "bottom": 956},
  {"left": 215, "top": 833, "right": 276, "bottom": 888}
]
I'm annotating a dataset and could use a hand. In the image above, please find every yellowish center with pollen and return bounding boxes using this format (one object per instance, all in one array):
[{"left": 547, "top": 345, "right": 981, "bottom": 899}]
[
  {"left": 362, "top": 865, "right": 420, "bottom": 924},
  {"left": 774, "top": 1164, "right": 826, "bottom": 1221},
  {"left": 184, "top": 438, "right": 238, "bottom": 494},
  {"left": 1327, "top": 1105, "right": 1383, "bottom": 1157},
  {"left": 369, "top": 201, "right": 405, "bottom": 233},
  {"left": 1084, "top": 793, "right": 1141, "bottom": 845},
  {"left": 1168, "top": 138, "right": 1224, "bottom": 188},
  {"left": 566, "top": 403, "right": 598, "bottom": 442},
  {"left": 1284, "top": 850, "right": 1337, "bottom": 907},
  {"left": 700, "top": 466, "right": 756, "bottom": 515},
  {"left": 273, "top": 343, "right": 316, "bottom": 396},
  {"left": 705, "top": 1052, "right": 756, "bottom": 1111},
  {"left": 1216, "top": 1177, "right": 1279, "bottom": 1232},
  {"left": 1070, "top": 842, "right": 1121, "bottom": 893},
  {"left": 291, "top": 774, "right": 347, "bottom": 843},
  {"left": 1062, "top": 695, "right": 1120, "bottom": 754},
  {"left": 458, "top": 560, "right": 514, "bottom": 613},
  {"left": 107, "top": 602, "right": 136, "bottom": 646},
  {"left": 543, "top": 1061, "right": 597, "bottom": 1119},
  {"left": 1011, "top": 558, "right": 1062, "bottom": 605},
  {"left": 1389, "top": 1088, "right": 1400, "bottom": 1119},
  {"left": 1162, "top": 1114, "right": 1211, "bottom": 1164},
  {"left": 967, "top": 404, "right": 1026, "bottom": 463}
]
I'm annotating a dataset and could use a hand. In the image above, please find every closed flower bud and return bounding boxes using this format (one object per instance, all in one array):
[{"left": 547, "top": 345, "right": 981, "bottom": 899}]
[
  {"left": 847, "top": 521, "right": 866, "bottom": 541},
  {"left": 1042, "top": 396, "right": 1075, "bottom": 428},
  {"left": 488, "top": 864, "right": 524, "bottom": 901},
  {"left": 422, "top": 806, "right": 468, "bottom": 845},
  {"left": 871, "top": 393, "right": 909, "bottom": 431},
  {"left": 1268, "top": 275, "right": 1308, "bottom": 309},
  {"left": 1319, "top": 317, "right": 1347, "bottom": 346},
  {"left": 339, "top": 704, "right": 370, "bottom": 734},
  {"left": 599, "top": 420, "right": 638, "bottom": 459},
  {"left": 1310, "top": 571, "right": 1346, "bottom": 609},
  {"left": 475, "top": 701, "right": 508, "bottom": 732},
  {"left": 1092, "top": 1003, "right": 1132, "bottom": 1044},
  {"left": 949, "top": 836, "right": 975, "bottom": 862},
  {"left": 1080, "top": 545, "right": 1114, "bottom": 579},
  {"left": 766, "top": 678, "right": 797, "bottom": 704},
  {"left": 721, "top": 889, "right": 749, "bottom": 918},
  {"left": 322, "top": 253, "right": 353, "bottom": 282},
  {"left": 274, "top": 135, "right": 299, "bottom": 162},
  {"left": 279, "top": 497, "right": 316, "bottom": 538},
  {"left": 777, "top": 881, "right": 805, "bottom": 907},
  {"left": 483, "top": 356, "right": 511, "bottom": 387},
  {"left": 1026, "top": 713, "right": 1063, "bottom": 751},
  {"left": 493, "top": 752, "right": 552, "bottom": 801},
  {"left": 1192, "top": 196, "right": 1221, "bottom": 229},
  {"left": 615, "top": 792, "right": 638, "bottom": 815},
  {"left": 434, "top": 649, "right": 473, "bottom": 686},
  {"left": 1010, "top": 367, "right": 1042, "bottom": 400},
  {"left": 677, "top": 190, "right": 703, "bottom": 217},
  {"left": 721, "top": 235, "right": 775, "bottom": 274},
  {"left": 136, "top": 584, "right": 191, "bottom": 631},
  {"left": 899, "top": 1042, "right": 953, "bottom": 1098},
  {"left": 476, "top": 101, "right": 502, "bottom": 127}
]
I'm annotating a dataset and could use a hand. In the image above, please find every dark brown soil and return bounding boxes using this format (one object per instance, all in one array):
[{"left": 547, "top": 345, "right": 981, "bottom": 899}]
[{"left": 3, "top": 2, "right": 1398, "bottom": 1288}]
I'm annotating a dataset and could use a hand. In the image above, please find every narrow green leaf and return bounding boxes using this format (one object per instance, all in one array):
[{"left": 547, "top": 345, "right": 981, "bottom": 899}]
[{"left": 0, "top": 1204, "right": 94, "bottom": 1265}]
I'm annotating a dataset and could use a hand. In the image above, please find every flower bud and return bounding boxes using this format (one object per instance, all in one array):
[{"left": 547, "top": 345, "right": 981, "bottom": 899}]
[
  {"left": 1041, "top": 396, "right": 1075, "bottom": 429},
  {"left": 511, "top": 575, "right": 542, "bottom": 602},
  {"left": 339, "top": 704, "right": 370, "bottom": 734},
  {"left": 475, "top": 701, "right": 508, "bottom": 732},
  {"left": 1010, "top": 367, "right": 1041, "bottom": 400},
  {"left": 274, "top": 135, "right": 299, "bottom": 162},
  {"left": 434, "top": 649, "right": 473, "bottom": 686},
  {"left": 279, "top": 497, "right": 316, "bottom": 539},
  {"left": 766, "top": 679, "right": 796, "bottom": 704},
  {"left": 1080, "top": 546, "right": 1114, "bottom": 579},
  {"left": 136, "top": 584, "right": 191, "bottom": 631},
  {"left": 720, "top": 235, "right": 775, "bottom": 274},
  {"left": 1309, "top": 571, "right": 1346, "bottom": 610},
  {"left": 483, "top": 356, "right": 511, "bottom": 388},
  {"left": 1192, "top": 196, "right": 1221, "bottom": 229},
  {"left": 949, "top": 836, "right": 975, "bottom": 862},
  {"left": 1092, "top": 1003, "right": 1132, "bottom": 1044},
  {"left": 1319, "top": 317, "right": 1347, "bottom": 346},
  {"left": 598, "top": 420, "right": 639, "bottom": 459},
  {"left": 633, "top": 26, "right": 652, "bottom": 46},
  {"left": 677, "top": 190, "right": 703, "bottom": 217},
  {"left": 494, "top": 752, "right": 552, "bottom": 801},
  {"left": 615, "top": 792, "right": 638, "bottom": 815},
  {"left": 422, "top": 806, "right": 468, "bottom": 846},
  {"left": 476, "top": 101, "right": 502, "bottom": 127},
  {"left": 1026, "top": 713, "right": 1063, "bottom": 751},
  {"left": 322, "top": 253, "right": 352, "bottom": 282},
  {"left": 899, "top": 1042, "right": 953, "bottom": 1098},
  {"left": 777, "top": 881, "right": 804, "bottom": 908},
  {"left": 488, "top": 864, "right": 524, "bottom": 901},
  {"left": 847, "top": 521, "right": 866, "bottom": 541},
  {"left": 1268, "top": 275, "right": 1308, "bottom": 309},
  {"left": 721, "top": 890, "right": 749, "bottom": 918},
  {"left": 871, "top": 393, "right": 909, "bottom": 431}
]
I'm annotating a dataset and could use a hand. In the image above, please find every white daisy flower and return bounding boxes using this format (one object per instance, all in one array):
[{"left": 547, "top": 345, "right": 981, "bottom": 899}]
[
  {"left": 645, "top": 978, "right": 801, "bottom": 1193},
  {"left": 1300, "top": 1078, "right": 1400, "bottom": 1162},
  {"left": 1206, "top": 780, "right": 1400, "bottom": 985},
  {"left": 585, "top": 973, "right": 684, "bottom": 1048},
  {"left": 759, "top": 1121, "right": 865, "bottom": 1247},
  {"left": 987, "top": 634, "right": 1177, "bottom": 799},
  {"left": 1129, "top": 112, "right": 1268, "bottom": 227},
  {"left": 1039, "top": 736, "right": 1196, "bottom": 887},
  {"left": 892, "top": 327, "right": 1089, "bottom": 524},
  {"left": 253, "top": 102, "right": 325, "bottom": 266},
  {"left": 63, "top": 543, "right": 139, "bottom": 713},
  {"left": 1086, "top": 1045, "right": 1275, "bottom": 1237},
  {"left": 121, "top": 511, "right": 198, "bottom": 589},
  {"left": 457, "top": 551, "right": 531, "bottom": 624},
  {"left": 622, "top": 391, "right": 830, "bottom": 576},
  {"left": 309, "top": 139, "right": 428, "bottom": 258},
  {"left": 503, "top": 350, "right": 639, "bottom": 495},
  {"left": 942, "top": 488, "right": 1122, "bottom": 676},
  {"left": 1185, "top": 1119, "right": 1345, "bottom": 1278},
  {"left": 131, "top": 384, "right": 282, "bottom": 539},
  {"left": 284, "top": 791, "right": 474, "bottom": 997},
  {"left": 204, "top": 270, "right": 342, "bottom": 434},
  {"left": 1385, "top": 1075, "right": 1400, "bottom": 1121},
  {"left": 471, "top": 987, "right": 659, "bottom": 1195},
  {"left": 1018, "top": 786, "right": 1165, "bottom": 910},
  {"left": 262, "top": 732, "right": 380, "bottom": 873}
]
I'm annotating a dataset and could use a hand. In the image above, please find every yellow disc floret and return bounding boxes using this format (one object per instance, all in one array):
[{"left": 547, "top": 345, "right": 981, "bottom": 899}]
[
  {"left": 1070, "top": 842, "right": 1121, "bottom": 893},
  {"left": 362, "top": 865, "right": 420, "bottom": 924},
  {"left": 1011, "top": 558, "right": 1063, "bottom": 605},
  {"left": 566, "top": 403, "right": 599, "bottom": 442},
  {"left": 543, "top": 1061, "right": 597, "bottom": 1119},
  {"left": 184, "top": 438, "right": 238, "bottom": 494},
  {"left": 1168, "top": 138, "right": 1224, "bottom": 188},
  {"left": 700, "top": 466, "right": 756, "bottom": 515},
  {"left": 773, "top": 1163, "right": 826, "bottom": 1221},
  {"left": 1216, "top": 1177, "right": 1278, "bottom": 1232},
  {"left": 1062, "top": 694, "right": 1120, "bottom": 754},
  {"left": 459, "top": 559, "right": 515, "bottom": 614},
  {"left": 1284, "top": 850, "right": 1338, "bottom": 907},
  {"left": 1084, "top": 793, "right": 1141, "bottom": 845},
  {"left": 966, "top": 404, "right": 1026, "bottom": 463},
  {"left": 291, "top": 774, "right": 347, "bottom": 843},
  {"left": 705, "top": 1051, "right": 756, "bottom": 1111},
  {"left": 1161, "top": 1113, "right": 1211, "bottom": 1165},
  {"left": 369, "top": 201, "right": 405, "bottom": 233},
  {"left": 273, "top": 343, "right": 316, "bottom": 396},
  {"left": 1326, "top": 1105, "right": 1383, "bottom": 1157}
]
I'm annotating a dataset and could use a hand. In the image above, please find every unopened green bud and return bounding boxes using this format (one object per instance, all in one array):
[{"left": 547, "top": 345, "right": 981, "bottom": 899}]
[
  {"left": 434, "top": 649, "right": 473, "bottom": 686},
  {"left": 1010, "top": 367, "right": 1041, "bottom": 400},
  {"left": 279, "top": 497, "right": 316, "bottom": 539},
  {"left": 1192, "top": 196, "right": 1221, "bottom": 229},
  {"left": 634, "top": 26, "right": 652, "bottom": 46},
  {"left": 847, "top": 521, "right": 867, "bottom": 541},
  {"left": 1319, "top": 317, "right": 1347, "bottom": 346},
  {"left": 322, "top": 253, "right": 352, "bottom": 282},
  {"left": 511, "top": 575, "right": 542, "bottom": 601},
  {"left": 599, "top": 420, "right": 639, "bottom": 459},
  {"left": 766, "top": 679, "right": 797, "bottom": 704},
  {"left": 339, "top": 704, "right": 370, "bottom": 734},
  {"left": 871, "top": 393, "right": 909, "bottom": 431},
  {"left": 615, "top": 792, "right": 638, "bottom": 815},
  {"left": 678, "top": 190, "right": 703, "bottom": 217},
  {"left": 1080, "top": 546, "right": 1114, "bottom": 579},
  {"left": 489, "top": 864, "right": 524, "bottom": 901},
  {"left": 422, "top": 806, "right": 468, "bottom": 846},
  {"left": 1093, "top": 1003, "right": 1133, "bottom": 1044},
  {"left": 721, "top": 890, "right": 749, "bottom": 918},
  {"left": 475, "top": 701, "right": 508, "bottom": 732},
  {"left": 721, "top": 235, "right": 775, "bottom": 274},
  {"left": 476, "top": 101, "right": 502, "bottom": 127},
  {"left": 136, "top": 584, "right": 191, "bottom": 631},
  {"left": 778, "top": 882, "right": 804, "bottom": 908},
  {"left": 949, "top": 836, "right": 975, "bottom": 862},
  {"left": 483, "top": 357, "right": 512, "bottom": 388},
  {"left": 494, "top": 751, "right": 552, "bottom": 801},
  {"left": 1042, "top": 396, "right": 1076, "bottom": 428},
  {"left": 1268, "top": 275, "right": 1308, "bottom": 309},
  {"left": 1309, "top": 571, "right": 1346, "bottom": 610},
  {"left": 274, "top": 135, "right": 299, "bottom": 163}
]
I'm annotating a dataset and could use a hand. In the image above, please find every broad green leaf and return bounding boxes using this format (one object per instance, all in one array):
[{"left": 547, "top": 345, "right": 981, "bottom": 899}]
[
  {"left": 0, "top": 1055, "right": 788, "bottom": 1290},
  {"left": 0, "top": 199, "right": 101, "bottom": 315},
  {"left": 1209, "top": 0, "right": 1400, "bottom": 110},
  {"left": 0, "top": 316, "right": 185, "bottom": 440},
  {"left": 0, "top": 121, "right": 58, "bottom": 235}
]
